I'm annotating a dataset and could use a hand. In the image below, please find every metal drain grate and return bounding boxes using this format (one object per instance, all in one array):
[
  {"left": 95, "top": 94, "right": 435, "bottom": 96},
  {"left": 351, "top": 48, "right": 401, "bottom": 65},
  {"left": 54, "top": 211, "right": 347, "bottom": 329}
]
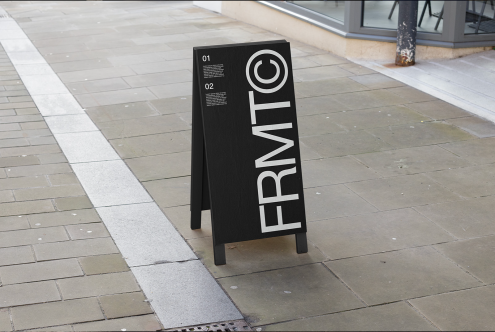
[{"left": 165, "top": 320, "right": 252, "bottom": 332}]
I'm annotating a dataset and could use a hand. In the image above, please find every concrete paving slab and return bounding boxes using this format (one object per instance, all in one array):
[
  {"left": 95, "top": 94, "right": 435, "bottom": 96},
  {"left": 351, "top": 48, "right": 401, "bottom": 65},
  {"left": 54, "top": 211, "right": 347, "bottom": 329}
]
[
  {"left": 131, "top": 261, "right": 243, "bottom": 329},
  {"left": 0, "top": 280, "right": 60, "bottom": 308},
  {"left": 2, "top": 39, "right": 37, "bottom": 53},
  {"left": 435, "top": 235, "right": 495, "bottom": 284},
  {"left": 71, "top": 160, "right": 153, "bottom": 207},
  {"left": 21, "top": 74, "right": 68, "bottom": 95},
  {"left": 162, "top": 205, "right": 212, "bottom": 240},
  {"left": 143, "top": 176, "right": 190, "bottom": 208},
  {"left": 349, "top": 73, "right": 405, "bottom": 89},
  {"left": 86, "top": 101, "right": 159, "bottom": 123},
  {"left": 67, "top": 77, "right": 130, "bottom": 95},
  {"left": 98, "top": 292, "right": 153, "bottom": 319},
  {"left": 32, "top": 93, "right": 84, "bottom": 116},
  {"left": 0, "top": 309, "right": 11, "bottom": 332},
  {"left": 406, "top": 100, "right": 471, "bottom": 120},
  {"left": 326, "top": 247, "right": 480, "bottom": 305},
  {"left": 75, "top": 87, "right": 157, "bottom": 107},
  {"left": 78, "top": 253, "right": 129, "bottom": 275},
  {"left": 409, "top": 285, "right": 495, "bottom": 331},
  {"left": 263, "top": 302, "right": 436, "bottom": 331},
  {"left": 0, "top": 258, "right": 83, "bottom": 285},
  {"left": 125, "top": 151, "right": 191, "bottom": 181},
  {"left": 45, "top": 114, "right": 98, "bottom": 134},
  {"left": 54, "top": 131, "right": 120, "bottom": 163},
  {"left": 34, "top": 237, "right": 119, "bottom": 261},
  {"left": 346, "top": 173, "right": 462, "bottom": 210},
  {"left": 189, "top": 235, "right": 326, "bottom": 278},
  {"left": 0, "top": 245, "right": 34, "bottom": 266},
  {"left": 440, "top": 137, "right": 495, "bottom": 165},
  {"left": 0, "top": 215, "right": 30, "bottom": 231},
  {"left": 447, "top": 116, "right": 495, "bottom": 138},
  {"left": 110, "top": 131, "right": 190, "bottom": 158},
  {"left": 96, "top": 202, "right": 196, "bottom": 266},
  {"left": 309, "top": 208, "right": 452, "bottom": 260},
  {"left": 29, "top": 209, "right": 100, "bottom": 228},
  {"left": 66, "top": 223, "right": 109, "bottom": 240},
  {"left": 219, "top": 263, "right": 364, "bottom": 326},
  {"left": 8, "top": 51, "right": 45, "bottom": 65},
  {"left": 72, "top": 314, "right": 162, "bottom": 331}
]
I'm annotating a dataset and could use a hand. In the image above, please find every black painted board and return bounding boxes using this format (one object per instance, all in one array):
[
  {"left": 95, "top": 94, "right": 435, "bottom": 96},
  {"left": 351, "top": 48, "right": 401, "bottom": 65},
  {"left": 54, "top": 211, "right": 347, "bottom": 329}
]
[{"left": 193, "top": 40, "right": 306, "bottom": 245}]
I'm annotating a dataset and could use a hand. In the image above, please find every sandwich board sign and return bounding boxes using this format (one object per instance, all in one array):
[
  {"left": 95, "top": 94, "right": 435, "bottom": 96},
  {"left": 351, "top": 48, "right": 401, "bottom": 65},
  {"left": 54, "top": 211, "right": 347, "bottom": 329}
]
[{"left": 190, "top": 40, "right": 307, "bottom": 265}]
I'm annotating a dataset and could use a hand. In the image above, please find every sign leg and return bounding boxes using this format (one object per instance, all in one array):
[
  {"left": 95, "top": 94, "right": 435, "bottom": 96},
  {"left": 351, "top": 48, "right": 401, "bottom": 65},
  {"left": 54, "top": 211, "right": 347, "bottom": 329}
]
[
  {"left": 295, "top": 233, "right": 308, "bottom": 254},
  {"left": 214, "top": 243, "right": 226, "bottom": 265}
]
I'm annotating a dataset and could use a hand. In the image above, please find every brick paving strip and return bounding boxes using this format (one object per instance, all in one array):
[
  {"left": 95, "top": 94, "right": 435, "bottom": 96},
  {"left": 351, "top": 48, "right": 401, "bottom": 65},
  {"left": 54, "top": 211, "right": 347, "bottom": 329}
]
[{"left": 0, "top": 4, "right": 242, "bottom": 332}]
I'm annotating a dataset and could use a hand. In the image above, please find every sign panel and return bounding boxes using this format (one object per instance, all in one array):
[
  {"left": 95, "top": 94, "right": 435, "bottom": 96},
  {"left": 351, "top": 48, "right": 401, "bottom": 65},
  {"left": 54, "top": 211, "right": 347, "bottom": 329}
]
[{"left": 191, "top": 41, "right": 307, "bottom": 264}]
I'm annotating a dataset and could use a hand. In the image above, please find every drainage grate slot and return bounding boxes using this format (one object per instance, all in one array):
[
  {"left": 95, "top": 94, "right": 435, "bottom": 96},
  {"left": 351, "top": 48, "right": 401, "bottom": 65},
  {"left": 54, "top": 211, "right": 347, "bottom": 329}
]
[{"left": 165, "top": 320, "right": 252, "bottom": 332}]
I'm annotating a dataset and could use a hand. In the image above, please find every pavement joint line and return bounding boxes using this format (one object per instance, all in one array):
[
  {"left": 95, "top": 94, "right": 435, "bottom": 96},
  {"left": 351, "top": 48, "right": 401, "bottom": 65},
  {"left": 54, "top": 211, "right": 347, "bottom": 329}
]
[{"left": 0, "top": 11, "right": 243, "bottom": 328}]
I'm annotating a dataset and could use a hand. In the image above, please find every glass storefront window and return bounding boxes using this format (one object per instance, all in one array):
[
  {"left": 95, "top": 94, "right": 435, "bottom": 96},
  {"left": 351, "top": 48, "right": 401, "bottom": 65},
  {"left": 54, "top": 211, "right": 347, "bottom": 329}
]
[
  {"left": 465, "top": 0, "right": 495, "bottom": 34},
  {"left": 288, "top": 1, "right": 345, "bottom": 23},
  {"left": 363, "top": 1, "right": 445, "bottom": 33}
]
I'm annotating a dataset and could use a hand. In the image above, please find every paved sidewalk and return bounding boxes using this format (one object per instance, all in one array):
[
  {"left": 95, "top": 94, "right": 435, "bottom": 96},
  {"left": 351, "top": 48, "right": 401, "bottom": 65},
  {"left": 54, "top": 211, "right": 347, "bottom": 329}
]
[{"left": 1, "top": 1, "right": 495, "bottom": 331}]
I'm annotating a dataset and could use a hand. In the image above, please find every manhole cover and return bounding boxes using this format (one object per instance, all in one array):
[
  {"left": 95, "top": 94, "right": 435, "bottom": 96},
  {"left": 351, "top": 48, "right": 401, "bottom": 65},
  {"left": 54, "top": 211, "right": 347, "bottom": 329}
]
[{"left": 165, "top": 320, "right": 251, "bottom": 331}]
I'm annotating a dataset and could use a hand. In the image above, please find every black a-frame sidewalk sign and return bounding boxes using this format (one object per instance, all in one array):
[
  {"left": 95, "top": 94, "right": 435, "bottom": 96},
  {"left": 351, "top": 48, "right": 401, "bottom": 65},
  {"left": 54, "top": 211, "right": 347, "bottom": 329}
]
[{"left": 190, "top": 40, "right": 307, "bottom": 265}]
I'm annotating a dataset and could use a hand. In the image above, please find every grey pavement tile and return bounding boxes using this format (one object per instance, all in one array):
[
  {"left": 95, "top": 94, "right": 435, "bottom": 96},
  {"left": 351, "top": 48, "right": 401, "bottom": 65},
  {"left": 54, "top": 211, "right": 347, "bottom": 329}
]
[
  {"left": 71, "top": 160, "right": 153, "bottom": 207},
  {"left": 107, "top": 51, "right": 173, "bottom": 67},
  {"left": 0, "top": 281, "right": 60, "bottom": 309},
  {"left": 301, "top": 130, "right": 394, "bottom": 158},
  {"left": 0, "top": 245, "right": 34, "bottom": 266},
  {"left": 20, "top": 74, "right": 68, "bottom": 95},
  {"left": 28, "top": 136, "right": 57, "bottom": 146},
  {"left": 346, "top": 173, "right": 462, "bottom": 210},
  {"left": 0, "top": 176, "right": 47, "bottom": 192},
  {"left": 86, "top": 101, "right": 159, "bottom": 123},
  {"left": 66, "top": 77, "right": 131, "bottom": 95},
  {"left": 58, "top": 271, "right": 140, "bottom": 300},
  {"left": 45, "top": 114, "right": 98, "bottom": 133},
  {"left": 306, "top": 53, "right": 348, "bottom": 66},
  {"left": 0, "top": 89, "right": 29, "bottom": 98},
  {"left": 339, "top": 63, "right": 376, "bottom": 75},
  {"left": 329, "top": 105, "right": 429, "bottom": 130},
  {"left": 86, "top": 39, "right": 137, "bottom": 51},
  {"left": 143, "top": 176, "right": 190, "bottom": 208},
  {"left": 349, "top": 73, "right": 405, "bottom": 89},
  {"left": 447, "top": 116, "right": 495, "bottom": 138},
  {"left": 0, "top": 113, "right": 40, "bottom": 123},
  {"left": 29, "top": 209, "right": 100, "bottom": 228},
  {"left": 409, "top": 285, "right": 495, "bottom": 331},
  {"left": 33, "top": 237, "right": 119, "bottom": 261},
  {"left": 291, "top": 57, "right": 319, "bottom": 70},
  {"left": 110, "top": 131, "right": 190, "bottom": 158},
  {"left": 294, "top": 77, "right": 368, "bottom": 98},
  {"left": 425, "top": 164, "right": 495, "bottom": 198},
  {"left": 190, "top": 235, "right": 326, "bottom": 278},
  {"left": 126, "top": 151, "right": 190, "bottom": 181},
  {"left": 131, "top": 34, "right": 189, "bottom": 46},
  {"left": 301, "top": 156, "right": 379, "bottom": 188},
  {"left": 162, "top": 205, "right": 212, "bottom": 240},
  {"left": 14, "top": 63, "right": 54, "bottom": 76},
  {"left": 98, "top": 292, "right": 153, "bottom": 319},
  {"left": 304, "top": 184, "right": 378, "bottom": 221},
  {"left": 0, "top": 258, "right": 83, "bottom": 285},
  {"left": 387, "top": 86, "right": 437, "bottom": 103},
  {"left": 0, "top": 137, "right": 29, "bottom": 148},
  {"left": 8, "top": 51, "right": 45, "bottom": 65},
  {"left": 20, "top": 121, "right": 47, "bottom": 129},
  {"left": 49, "top": 173, "right": 79, "bottom": 186},
  {"left": 32, "top": 94, "right": 84, "bottom": 116},
  {"left": 130, "top": 59, "right": 191, "bottom": 75},
  {"left": 0, "top": 309, "right": 11, "bottom": 332},
  {"left": 406, "top": 100, "right": 469, "bottom": 120},
  {"left": 435, "top": 235, "right": 495, "bottom": 284},
  {"left": 148, "top": 82, "right": 191, "bottom": 99},
  {"left": 297, "top": 113, "right": 347, "bottom": 137},
  {"left": 0, "top": 189, "right": 14, "bottom": 203},
  {"left": 366, "top": 122, "right": 475, "bottom": 149},
  {"left": 326, "top": 247, "right": 480, "bottom": 305},
  {"left": 299, "top": 140, "right": 321, "bottom": 160},
  {"left": 54, "top": 131, "right": 120, "bottom": 163},
  {"left": 0, "top": 80, "right": 23, "bottom": 87},
  {"left": 293, "top": 66, "right": 353, "bottom": 81},
  {"left": 0, "top": 226, "right": 69, "bottom": 248},
  {"left": 0, "top": 215, "right": 30, "bottom": 231},
  {"left": 8, "top": 96, "right": 33, "bottom": 103},
  {"left": 75, "top": 87, "right": 157, "bottom": 107},
  {"left": 0, "top": 200, "right": 55, "bottom": 217},
  {"left": 79, "top": 254, "right": 129, "bottom": 276},
  {"left": 54, "top": 196, "right": 93, "bottom": 211},
  {"left": 0, "top": 144, "right": 61, "bottom": 158},
  {"left": 50, "top": 58, "right": 113, "bottom": 73},
  {"left": 14, "top": 184, "right": 85, "bottom": 201},
  {"left": 440, "top": 137, "right": 495, "bottom": 165},
  {"left": 309, "top": 208, "right": 452, "bottom": 260},
  {"left": 66, "top": 223, "right": 110, "bottom": 240},
  {"left": 0, "top": 123, "right": 22, "bottom": 132},
  {"left": 354, "top": 145, "right": 472, "bottom": 177},
  {"left": 72, "top": 315, "right": 162, "bottom": 331},
  {"left": 123, "top": 70, "right": 190, "bottom": 88},
  {"left": 37, "top": 153, "right": 67, "bottom": 164},
  {"left": 6, "top": 163, "right": 71, "bottom": 177},
  {"left": 15, "top": 107, "right": 40, "bottom": 115},
  {"left": 149, "top": 96, "right": 191, "bottom": 115},
  {"left": 100, "top": 113, "right": 189, "bottom": 139},
  {"left": 97, "top": 202, "right": 195, "bottom": 266},
  {"left": 263, "top": 302, "right": 436, "bottom": 331},
  {"left": 132, "top": 261, "right": 242, "bottom": 328},
  {"left": 58, "top": 66, "right": 136, "bottom": 84},
  {"left": 415, "top": 196, "right": 495, "bottom": 239},
  {"left": 11, "top": 297, "right": 104, "bottom": 331},
  {"left": 219, "top": 263, "right": 364, "bottom": 326}
]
